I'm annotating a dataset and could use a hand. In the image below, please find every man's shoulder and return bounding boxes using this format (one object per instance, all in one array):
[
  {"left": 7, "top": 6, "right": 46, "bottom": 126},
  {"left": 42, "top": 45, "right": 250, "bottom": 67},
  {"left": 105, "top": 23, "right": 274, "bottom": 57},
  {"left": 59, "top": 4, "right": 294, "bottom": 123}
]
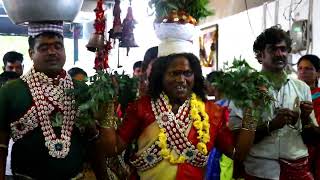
[
  {"left": 288, "top": 77, "right": 310, "bottom": 90},
  {"left": 288, "top": 76, "right": 308, "bottom": 86},
  {"left": 1, "top": 78, "right": 28, "bottom": 92}
]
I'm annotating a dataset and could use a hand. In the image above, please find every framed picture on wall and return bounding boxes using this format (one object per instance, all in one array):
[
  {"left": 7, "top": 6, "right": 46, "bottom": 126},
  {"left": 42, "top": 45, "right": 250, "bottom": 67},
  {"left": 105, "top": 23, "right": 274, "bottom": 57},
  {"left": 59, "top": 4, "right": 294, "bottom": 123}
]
[{"left": 199, "top": 24, "right": 218, "bottom": 70}]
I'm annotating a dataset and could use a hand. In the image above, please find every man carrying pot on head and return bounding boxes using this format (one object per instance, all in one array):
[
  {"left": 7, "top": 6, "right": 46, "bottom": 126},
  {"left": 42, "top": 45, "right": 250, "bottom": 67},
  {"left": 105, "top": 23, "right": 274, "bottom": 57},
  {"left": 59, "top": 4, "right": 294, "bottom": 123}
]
[{"left": 0, "top": 21, "right": 88, "bottom": 180}]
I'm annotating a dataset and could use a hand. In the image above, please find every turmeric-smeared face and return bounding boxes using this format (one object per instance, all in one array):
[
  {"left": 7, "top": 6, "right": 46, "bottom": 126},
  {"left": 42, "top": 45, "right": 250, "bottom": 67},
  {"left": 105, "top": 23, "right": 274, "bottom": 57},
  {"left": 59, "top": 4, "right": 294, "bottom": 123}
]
[{"left": 163, "top": 56, "right": 194, "bottom": 102}]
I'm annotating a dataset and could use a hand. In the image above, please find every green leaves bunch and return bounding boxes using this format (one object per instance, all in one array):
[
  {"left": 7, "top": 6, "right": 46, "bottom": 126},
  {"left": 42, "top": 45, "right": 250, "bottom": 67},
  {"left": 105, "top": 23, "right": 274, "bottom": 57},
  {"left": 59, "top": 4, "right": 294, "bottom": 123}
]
[
  {"left": 211, "top": 58, "right": 274, "bottom": 115},
  {"left": 148, "top": 0, "right": 213, "bottom": 22},
  {"left": 188, "top": 0, "right": 213, "bottom": 21},
  {"left": 69, "top": 70, "right": 138, "bottom": 128}
]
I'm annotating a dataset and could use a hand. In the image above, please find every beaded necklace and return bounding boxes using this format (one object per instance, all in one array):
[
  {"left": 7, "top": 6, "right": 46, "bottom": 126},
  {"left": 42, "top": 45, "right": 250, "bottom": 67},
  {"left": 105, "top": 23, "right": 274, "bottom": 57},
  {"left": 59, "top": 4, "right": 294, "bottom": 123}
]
[
  {"left": 129, "top": 93, "right": 209, "bottom": 170},
  {"left": 11, "top": 68, "right": 76, "bottom": 158},
  {"left": 151, "top": 93, "right": 209, "bottom": 164}
]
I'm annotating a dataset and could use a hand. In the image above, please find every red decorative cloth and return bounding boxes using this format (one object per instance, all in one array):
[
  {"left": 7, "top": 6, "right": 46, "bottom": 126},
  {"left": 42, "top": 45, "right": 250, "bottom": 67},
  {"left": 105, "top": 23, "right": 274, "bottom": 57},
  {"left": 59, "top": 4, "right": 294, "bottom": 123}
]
[
  {"left": 308, "top": 88, "right": 320, "bottom": 179},
  {"left": 244, "top": 157, "right": 314, "bottom": 180},
  {"left": 279, "top": 157, "right": 314, "bottom": 180}
]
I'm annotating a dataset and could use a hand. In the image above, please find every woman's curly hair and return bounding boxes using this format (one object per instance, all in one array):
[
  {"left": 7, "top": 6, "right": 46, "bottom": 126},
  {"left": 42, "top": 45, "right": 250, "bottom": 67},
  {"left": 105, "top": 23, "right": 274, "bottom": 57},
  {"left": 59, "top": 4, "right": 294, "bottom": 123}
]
[{"left": 148, "top": 53, "right": 206, "bottom": 101}]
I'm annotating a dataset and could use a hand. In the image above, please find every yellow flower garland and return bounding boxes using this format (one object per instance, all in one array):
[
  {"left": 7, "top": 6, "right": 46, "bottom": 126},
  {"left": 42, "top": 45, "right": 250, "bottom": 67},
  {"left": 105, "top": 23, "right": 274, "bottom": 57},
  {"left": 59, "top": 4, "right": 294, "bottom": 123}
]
[
  {"left": 158, "top": 93, "right": 210, "bottom": 164},
  {"left": 158, "top": 128, "right": 186, "bottom": 164},
  {"left": 190, "top": 93, "right": 210, "bottom": 155}
]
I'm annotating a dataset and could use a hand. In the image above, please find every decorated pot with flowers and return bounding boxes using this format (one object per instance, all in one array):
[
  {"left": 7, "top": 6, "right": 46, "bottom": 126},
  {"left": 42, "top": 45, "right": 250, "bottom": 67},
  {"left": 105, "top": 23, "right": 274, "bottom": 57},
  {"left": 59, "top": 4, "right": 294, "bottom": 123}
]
[{"left": 148, "top": 0, "right": 213, "bottom": 57}]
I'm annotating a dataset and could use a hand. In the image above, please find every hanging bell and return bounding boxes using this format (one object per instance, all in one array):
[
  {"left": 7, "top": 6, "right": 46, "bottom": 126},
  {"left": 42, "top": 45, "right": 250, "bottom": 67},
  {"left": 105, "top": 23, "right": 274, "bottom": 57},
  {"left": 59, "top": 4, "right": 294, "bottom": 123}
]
[
  {"left": 112, "top": 25, "right": 122, "bottom": 39},
  {"left": 108, "top": 28, "right": 117, "bottom": 43},
  {"left": 119, "top": 33, "right": 138, "bottom": 47},
  {"left": 119, "top": 6, "right": 138, "bottom": 56},
  {"left": 119, "top": 34, "right": 138, "bottom": 56},
  {"left": 111, "top": 0, "right": 122, "bottom": 39},
  {"left": 86, "top": 33, "right": 105, "bottom": 52}
]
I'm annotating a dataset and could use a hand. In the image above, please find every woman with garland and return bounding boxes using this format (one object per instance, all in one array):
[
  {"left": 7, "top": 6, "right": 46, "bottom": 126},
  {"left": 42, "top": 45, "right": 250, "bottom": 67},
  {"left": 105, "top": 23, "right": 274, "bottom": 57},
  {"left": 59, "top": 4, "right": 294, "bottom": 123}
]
[
  {"left": 94, "top": 53, "right": 257, "bottom": 180},
  {"left": 297, "top": 54, "right": 320, "bottom": 179}
]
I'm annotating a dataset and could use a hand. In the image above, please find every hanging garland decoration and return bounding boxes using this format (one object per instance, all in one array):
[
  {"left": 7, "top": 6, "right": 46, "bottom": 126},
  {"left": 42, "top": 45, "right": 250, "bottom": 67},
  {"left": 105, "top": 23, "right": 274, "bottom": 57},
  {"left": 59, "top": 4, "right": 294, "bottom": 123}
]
[
  {"left": 90, "top": 0, "right": 113, "bottom": 70},
  {"left": 94, "top": 0, "right": 106, "bottom": 34}
]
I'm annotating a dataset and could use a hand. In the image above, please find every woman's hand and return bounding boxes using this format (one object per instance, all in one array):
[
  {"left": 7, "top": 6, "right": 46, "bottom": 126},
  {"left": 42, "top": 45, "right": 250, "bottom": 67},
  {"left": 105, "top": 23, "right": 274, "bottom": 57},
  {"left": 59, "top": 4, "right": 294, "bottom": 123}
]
[{"left": 94, "top": 102, "right": 118, "bottom": 128}]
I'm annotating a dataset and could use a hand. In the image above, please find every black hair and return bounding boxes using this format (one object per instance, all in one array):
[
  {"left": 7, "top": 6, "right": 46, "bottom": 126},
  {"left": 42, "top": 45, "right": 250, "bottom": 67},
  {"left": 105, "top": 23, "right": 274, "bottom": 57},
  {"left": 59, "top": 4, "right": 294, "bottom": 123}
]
[
  {"left": 253, "top": 26, "right": 292, "bottom": 62},
  {"left": 3, "top": 51, "right": 23, "bottom": 65},
  {"left": 133, "top": 61, "right": 142, "bottom": 70},
  {"left": 28, "top": 31, "right": 64, "bottom": 50},
  {"left": 297, "top": 54, "right": 320, "bottom": 72},
  {"left": 68, "top": 67, "right": 88, "bottom": 78},
  {"left": 206, "top": 71, "right": 224, "bottom": 83},
  {"left": 0, "top": 71, "right": 19, "bottom": 87},
  {"left": 142, "top": 46, "right": 158, "bottom": 72},
  {"left": 148, "top": 53, "right": 206, "bottom": 101}
]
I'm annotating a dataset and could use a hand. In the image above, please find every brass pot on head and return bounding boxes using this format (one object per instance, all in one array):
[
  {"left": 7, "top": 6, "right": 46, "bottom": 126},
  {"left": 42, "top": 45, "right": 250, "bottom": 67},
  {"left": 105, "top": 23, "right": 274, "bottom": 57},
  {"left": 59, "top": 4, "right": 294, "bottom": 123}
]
[
  {"left": 2, "top": 0, "right": 83, "bottom": 24},
  {"left": 86, "top": 33, "right": 105, "bottom": 52}
]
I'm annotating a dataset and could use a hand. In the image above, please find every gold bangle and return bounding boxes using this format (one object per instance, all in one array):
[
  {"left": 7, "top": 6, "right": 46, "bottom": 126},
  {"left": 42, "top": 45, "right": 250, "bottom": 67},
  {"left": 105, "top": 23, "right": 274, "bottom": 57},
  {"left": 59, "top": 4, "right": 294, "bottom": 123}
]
[
  {"left": 99, "top": 116, "right": 117, "bottom": 128},
  {"left": 242, "top": 117, "right": 257, "bottom": 130}
]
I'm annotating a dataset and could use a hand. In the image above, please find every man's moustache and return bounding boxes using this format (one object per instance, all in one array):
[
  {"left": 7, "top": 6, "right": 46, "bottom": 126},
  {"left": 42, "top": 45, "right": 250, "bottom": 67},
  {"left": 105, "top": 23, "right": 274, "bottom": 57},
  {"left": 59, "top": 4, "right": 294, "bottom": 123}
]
[{"left": 272, "top": 57, "right": 287, "bottom": 62}]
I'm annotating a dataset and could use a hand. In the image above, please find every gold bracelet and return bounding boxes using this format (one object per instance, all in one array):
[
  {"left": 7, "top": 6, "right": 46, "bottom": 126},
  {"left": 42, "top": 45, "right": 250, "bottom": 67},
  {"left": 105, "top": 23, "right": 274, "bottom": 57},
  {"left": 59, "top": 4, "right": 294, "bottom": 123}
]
[
  {"left": 99, "top": 116, "right": 118, "bottom": 128},
  {"left": 242, "top": 109, "right": 257, "bottom": 131}
]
